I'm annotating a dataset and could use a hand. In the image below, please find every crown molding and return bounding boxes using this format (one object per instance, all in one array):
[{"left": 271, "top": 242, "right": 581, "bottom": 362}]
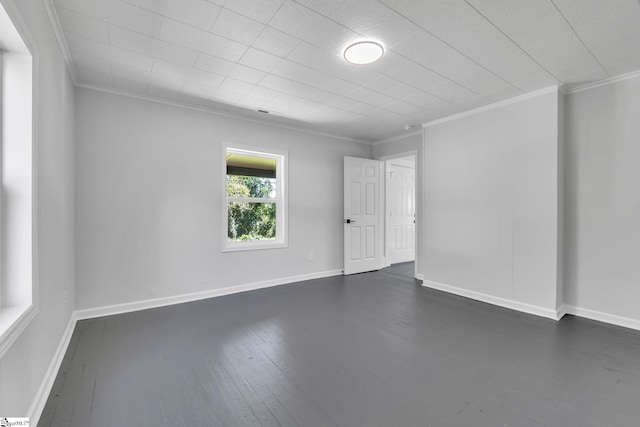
[
  {"left": 76, "top": 83, "right": 372, "bottom": 145},
  {"left": 423, "top": 86, "right": 559, "bottom": 129},
  {"left": 558, "top": 84, "right": 570, "bottom": 95},
  {"left": 563, "top": 69, "right": 640, "bottom": 94},
  {"left": 42, "top": 0, "right": 78, "bottom": 84},
  {"left": 371, "top": 128, "right": 423, "bottom": 146},
  {"left": 41, "top": 0, "right": 368, "bottom": 145},
  {"left": 39, "top": 0, "right": 640, "bottom": 141}
]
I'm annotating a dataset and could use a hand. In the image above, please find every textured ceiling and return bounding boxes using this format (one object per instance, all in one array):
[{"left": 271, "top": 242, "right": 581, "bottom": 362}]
[{"left": 48, "top": 0, "right": 640, "bottom": 142}]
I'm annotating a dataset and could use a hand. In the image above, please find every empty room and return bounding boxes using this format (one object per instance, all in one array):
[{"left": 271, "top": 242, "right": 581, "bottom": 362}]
[{"left": 1, "top": 0, "right": 640, "bottom": 426}]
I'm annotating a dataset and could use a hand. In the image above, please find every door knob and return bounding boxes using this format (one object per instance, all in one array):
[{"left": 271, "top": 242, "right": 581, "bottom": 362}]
[{"left": 344, "top": 219, "right": 356, "bottom": 224}]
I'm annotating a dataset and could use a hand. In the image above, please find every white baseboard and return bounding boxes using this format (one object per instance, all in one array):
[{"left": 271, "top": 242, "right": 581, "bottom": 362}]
[
  {"left": 75, "top": 269, "right": 342, "bottom": 321},
  {"left": 556, "top": 304, "right": 568, "bottom": 320},
  {"left": 26, "top": 269, "right": 342, "bottom": 423},
  {"left": 564, "top": 305, "right": 640, "bottom": 331},
  {"left": 26, "top": 271, "right": 640, "bottom": 426},
  {"left": 27, "top": 312, "right": 78, "bottom": 426},
  {"left": 422, "top": 280, "right": 563, "bottom": 320},
  {"left": 415, "top": 273, "right": 424, "bottom": 281}
]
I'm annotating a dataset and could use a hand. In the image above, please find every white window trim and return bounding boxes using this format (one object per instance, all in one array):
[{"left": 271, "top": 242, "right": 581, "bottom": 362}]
[
  {"left": 222, "top": 144, "right": 288, "bottom": 252},
  {"left": 0, "top": 1, "right": 39, "bottom": 359}
]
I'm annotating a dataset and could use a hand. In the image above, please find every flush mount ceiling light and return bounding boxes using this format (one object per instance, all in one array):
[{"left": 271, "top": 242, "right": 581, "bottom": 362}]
[{"left": 343, "top": 41, "right": 384, "bottom": 65}]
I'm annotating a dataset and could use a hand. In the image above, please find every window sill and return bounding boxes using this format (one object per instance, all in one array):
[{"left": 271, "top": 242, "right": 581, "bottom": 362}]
[
  {"left": 222, "top": 241, "right": 288, "bottom": 253},
  {"left": 0, "top": 303, "right": 38, "bottom": 358}
]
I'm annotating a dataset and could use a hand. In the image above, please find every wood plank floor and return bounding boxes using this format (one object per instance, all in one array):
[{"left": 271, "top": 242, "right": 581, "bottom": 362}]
[{"left": 40, "top": 263, "right": 640, "bottom": 427}]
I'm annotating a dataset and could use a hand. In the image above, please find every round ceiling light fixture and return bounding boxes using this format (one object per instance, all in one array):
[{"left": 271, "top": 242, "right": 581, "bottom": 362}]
[{"left": 343, "top": 41, "right": 384, "bottom": 65}]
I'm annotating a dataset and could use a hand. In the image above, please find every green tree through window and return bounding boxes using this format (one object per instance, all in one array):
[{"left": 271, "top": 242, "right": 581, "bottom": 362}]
[
  {"left": 226, "top": 176, "right": 276, "bottom": 241},
  {"left": 224, "top": 147, "right": 286, "bottom": 251}
]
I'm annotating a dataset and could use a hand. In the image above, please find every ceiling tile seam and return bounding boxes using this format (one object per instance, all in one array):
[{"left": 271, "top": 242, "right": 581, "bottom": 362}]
[
  {"left": 53, "top": 3, "right": 104, "bottom": 21},
  {"left": 106, "top": 1, "right": 163, "bottom": 38},
  {"left": 214, "top": 2, "right": 279, "bottom": 32},
  {"left": 266, "top": 54, "right": 471, "bottom": 117},
  {"left": 210, "top": 6, "right": 282, "bottom": 45},
  {"left": 379, "top": 98, "right": 443, "bottom": 119},
  {"left": 89, "top": 30, "right": 168, "bottom": 72},
  {"left": 249, "top": 75, "right": 420, "bottom": 122},
  {"left": 148, "top": 58, "right": 185, "bottom": 90},
  {"left": 385, "top": 74, "right": 480, "bottom": 112},
  {"left": 211, "top": 3, "right": 225, "bottom": 32},
  {"left": 249, "top": 69, "right": 271, "bottom": 91},
  {"left": 390, "top": 50, "right": 497, "bottom": 106},
  {"left": 255, "top": 62, "right": 358, "bottom": 103},
  {"left": 294, "top": 1, "right": 504, "bottom": 105},
  {"left": 235, "top": 59, "right": 276, "bottom": 76},
  {"left": 380, "top": 54, "right": 504, "bottom": 104},
  {"left": 102, "top": 8, "right": 257, "bottom": 58},
  {"left": 290, "top": 0, "right": 332, "bottom": 18},
  {"left": 107, "top": 21, "right": 159, "bottom": 46},
  {"left": 48, "top": 1, "right": 435, "bottom": 139},
  {"left": 42, "top": 0, "right": 79, "bottom": 85},
  {"left": 121, "top": 0, "right": 167, "bottom": 15},
  {"left": 289, "top": 0, "right": 424, "bottom": 53},
  {"left": 461, "top": 0, "right": 562, "bottom": 84},
  {"left": 324, "top": 76, "right": 443, "bottom": 117},
  {"left": 215, "top": 76, "right": 251, "bottom": 99},
  {"left": 282, "top": 1, "right": 378, "bottom": 50},
  {"left": 280, "top": 36, "right": 347, "bottom": 66},
  {"left": 280, "top": 40, "right": 358, "bottom": 66},
  {"left": 103, "top": 0, "right": 115, "bottom": 88},
  {"left": 374, "top": 0, "right": 525, "bottom": 94},
  {"left": 264, "top": 0, "right": 288, "bottom": 28},
  {"left": 194, "top": 51, "right": 238, "bottom": 74},
  {"left": 74, "top": 82, "right": 374, "bottom": 144},
  {"left": 274, "top": 55, "right": 450, "bottom": 113},
  {"left": 376, "top": 100, "right": 438, "bottom": 119},
  {"left": 381, "top": 97, "right": 441, "bottom": 117},
  {"left": 255, "top": 80, "right": 381, "bottom": 119},
  {"left": 59, "top": 26, "right": 107, "bottom": 48},
  {"left": 232, "top": 75, "right": 317, "bottom": 106},
  {"left": 235, "top": 17, "right": 301, "bottom": 67},
  {"left": 549, "top": 0, "right": 611, "bottom": 78},
  {"left": 106, "top": 8, "right": 117, "bottom": 92},
  {"left": 55, "top": 4, "right": 249, "bottom": 65},
  {"left": 53, "top": 2, "right": 495, "bottom": 136},
  {"left": 105, "top": 40, "right": 205, "bottom": 77}
]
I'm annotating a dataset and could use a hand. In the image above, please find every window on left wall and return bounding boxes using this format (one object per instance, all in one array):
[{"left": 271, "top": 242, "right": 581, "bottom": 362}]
[
  {"left": 223, "top": 146, "right": 287, "bottom": 252},
  {"left": 0, "top": 3, "right": 36, "bottom": 356}
]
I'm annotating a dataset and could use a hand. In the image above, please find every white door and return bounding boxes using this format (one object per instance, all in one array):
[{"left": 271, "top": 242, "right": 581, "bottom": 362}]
[
  {"left": 387, "top": 162, "right": 415, "bottom": 264},
  {"left": 344, "top": 157, "right": 382, "bottom": 275}
]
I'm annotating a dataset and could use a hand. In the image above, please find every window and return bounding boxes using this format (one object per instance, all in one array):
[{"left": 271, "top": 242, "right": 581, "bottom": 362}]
[
  {"left": 0, "top": 3, "right": 36, "bottom": 356},
  {"left": 223, "top": 146, "right": 287, "bottom": 251}
]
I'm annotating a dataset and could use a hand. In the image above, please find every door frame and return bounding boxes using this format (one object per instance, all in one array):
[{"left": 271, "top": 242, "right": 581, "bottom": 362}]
[
  {"left": 377, "top": 149, "right": 421, "bottom": 280},
  {"left": 385, "top": 155, "right": 416, "bottom": 265}
]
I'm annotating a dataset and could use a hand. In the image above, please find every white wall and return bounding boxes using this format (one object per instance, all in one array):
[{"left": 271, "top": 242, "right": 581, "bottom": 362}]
[
  {"left": 372, "top": 132, "right": 422, "bottom": 159},
  {"left": 75, "top": 88, "right": 371, "bottom": 310},
  {"left": 373, "top": 132, "right": 423, "bottom": 278},
  {"left": 564, "top": 75, "right": 640, "bottom": 325},
  {"left": 557, "top": 92, "right": 566, "bottom": 309},
  {"left": 422, "top": 89, "right": 562, "bottom": 318},
  {"left": 0, "top": 0, "right": 75, "bottom": 417}
]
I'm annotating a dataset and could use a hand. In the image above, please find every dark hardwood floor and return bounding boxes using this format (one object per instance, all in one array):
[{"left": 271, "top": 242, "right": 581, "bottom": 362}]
[
  {"left": 383, "top": 261, "right": 415, "bottom": 279},
  {"left": 40, "top": 266, "right": 640, "bottom": 426}
]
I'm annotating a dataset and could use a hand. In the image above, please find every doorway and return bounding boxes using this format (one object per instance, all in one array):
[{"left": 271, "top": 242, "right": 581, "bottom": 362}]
[{"left": 384, "top": 154, "right": 416, "bottom": 268}]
